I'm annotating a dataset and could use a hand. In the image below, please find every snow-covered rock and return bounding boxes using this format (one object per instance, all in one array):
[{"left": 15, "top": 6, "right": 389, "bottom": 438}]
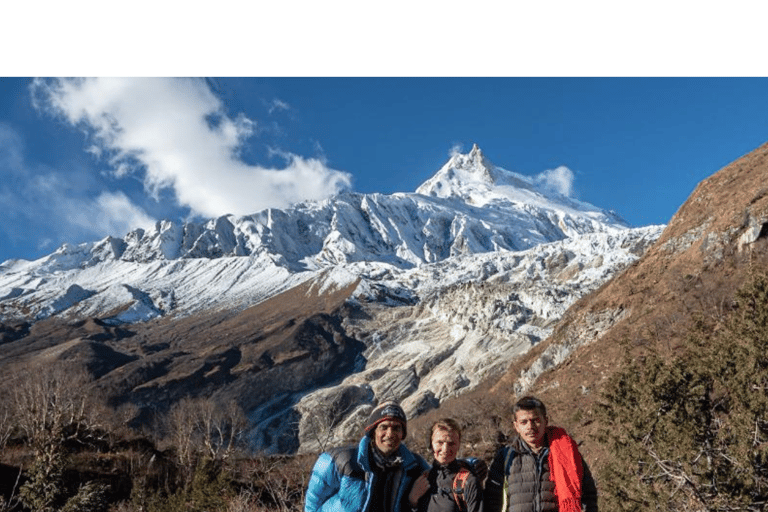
[
  {"left": 0, "top": 145, "right": 664, "bottom": 453},
  {"left": 0, "top": 146, "right": 629, "bottom": 324}
]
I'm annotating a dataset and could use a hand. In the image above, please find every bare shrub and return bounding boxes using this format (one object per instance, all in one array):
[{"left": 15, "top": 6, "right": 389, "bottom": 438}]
[
  {"left": 0, "top": 391, "right": 13, "bottom": 451},
  {"left": 235, "top": 456, "right": 309, "bottom": 512},
  {"left": 6, "top": 362, "right": 111, "bottom": 512},
  {"left": 166, "top": 396, "right": 197, "bottom": 469},
  {"left": 197, "top": 397, "right": 248, "bottom": 462},
  {"left": 166, "top": 396, "right": 248, "bottom": 463},
  {"left": 163, "top": 395, "right": 248, "bottom": 487},
  {"left": 109, "top": 501, "right": 141, "bottom": 512},
  {"left": 302, "top": 400, "right": 346, "bottom": 453},
  {"left": 9, "top": 362, "right": 105, "bottom": 453},
  {"left": 226, "top": 490, "right": 258, "bottom": 512}
]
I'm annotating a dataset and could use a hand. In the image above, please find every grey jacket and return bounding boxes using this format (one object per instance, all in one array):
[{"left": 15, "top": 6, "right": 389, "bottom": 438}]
[{"left": 484, "top": 436, "right": 597, "bottom": 512}]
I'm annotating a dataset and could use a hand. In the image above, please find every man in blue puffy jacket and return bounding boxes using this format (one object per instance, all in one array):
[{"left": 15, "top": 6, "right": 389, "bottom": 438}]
[{"left": 305, "top": 400, "right": 430, "bottom": 512}]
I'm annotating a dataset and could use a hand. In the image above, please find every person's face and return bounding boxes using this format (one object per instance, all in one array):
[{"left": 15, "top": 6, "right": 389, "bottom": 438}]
[
  {"left": 513, "top": 408, "right": 548, "bottom": 449},
  {"left": 374, "top": 419, "right": 404, "bottom": 455},
  {"left": 431, "top": 428, "right": 460, "bottom": 465}
]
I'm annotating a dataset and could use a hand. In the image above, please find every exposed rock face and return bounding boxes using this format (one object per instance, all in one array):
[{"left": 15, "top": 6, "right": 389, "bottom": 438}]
[
  {"left": 0, "top": 226, "right": 661, "bottom": 454},
  {"left": 0, "top": 146, "right": 659, "bottom": 454},
  {"left": 290, "top": 228, "right": 661, "bottom": 452}
]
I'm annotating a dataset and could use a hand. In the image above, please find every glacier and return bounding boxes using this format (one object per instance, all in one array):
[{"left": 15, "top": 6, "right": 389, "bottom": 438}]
[{"left": 0, "top": 144, "right": 664, "bottom": 453}]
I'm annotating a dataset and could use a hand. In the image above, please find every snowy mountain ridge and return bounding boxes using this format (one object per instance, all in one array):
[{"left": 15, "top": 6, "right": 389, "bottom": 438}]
[
  {"left": 0, "top": 145, "right": 663, "bottom": 453},
  {"left": 0, "top": 145, "right": 628, "bottom": 323}
]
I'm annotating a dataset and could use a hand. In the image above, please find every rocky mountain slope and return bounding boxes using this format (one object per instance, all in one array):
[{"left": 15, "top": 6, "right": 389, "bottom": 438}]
[
  {"left": 0, "top": 145, "right": 661, "bottom": 453},
  {"left": 485, "top": 140, "right": 768, "bottom": 473}
]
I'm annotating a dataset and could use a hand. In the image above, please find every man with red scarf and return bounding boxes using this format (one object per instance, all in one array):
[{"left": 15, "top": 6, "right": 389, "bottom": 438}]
[{"left": 484, "top": 396, "right": 598, "bottom": 512}]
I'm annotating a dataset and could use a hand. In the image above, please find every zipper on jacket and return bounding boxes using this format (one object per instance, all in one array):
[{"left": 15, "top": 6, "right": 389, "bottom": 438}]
[{"left": 533, "top": 448, "right": 549, "bottom": 512}]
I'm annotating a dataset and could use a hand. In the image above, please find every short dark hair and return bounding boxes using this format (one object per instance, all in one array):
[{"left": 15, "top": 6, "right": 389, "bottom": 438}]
[
  {"left": 428, "top": 418, "right": 462, "bottom": 450},
  {"left": 513, "top": 396, "right": 547, "bottom": 420}
]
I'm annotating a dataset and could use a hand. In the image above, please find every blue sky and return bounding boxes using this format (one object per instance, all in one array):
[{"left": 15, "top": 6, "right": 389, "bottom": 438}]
[{"left": 2, "top": 77, "right": 768, "bottom": 264}]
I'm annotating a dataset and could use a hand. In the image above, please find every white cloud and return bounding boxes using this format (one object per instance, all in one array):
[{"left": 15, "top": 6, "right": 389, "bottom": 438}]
[
  {"left": 31, "top": 78, "right": 352, "bottom": 219},
  {"left": 0, "top": 122, "right": 156, "bottom": 253},
  {"left": 23, "top": 172, "right": 156, "bottom": 241},
  {"left": 449, "top": 143, "right": 464, "bottom": 158},
  {"left": 534, "top": 165, "right": 574, "bottom": 197},
  {"left": 0, "top": 123, "right": 25, "bottom": 172},
  {"left": 268, "top": 98, "right": 290, "bottom": 114},
  {"left": 73, "top": 191, "right": 157, "bottom": 237}
]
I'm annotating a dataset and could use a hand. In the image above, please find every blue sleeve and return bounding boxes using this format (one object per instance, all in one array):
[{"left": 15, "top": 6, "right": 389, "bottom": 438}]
[{"left": 305, "top": 452, "right": 340, "bottom": 512}]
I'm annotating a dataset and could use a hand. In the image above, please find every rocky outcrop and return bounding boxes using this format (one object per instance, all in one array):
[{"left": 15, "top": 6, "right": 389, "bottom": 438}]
[
  {"left": 291, "top": 227, "right": 661, "bottom": 452},
  {"left": 0, "top": 146, "right": 661, "bottom": 454}
]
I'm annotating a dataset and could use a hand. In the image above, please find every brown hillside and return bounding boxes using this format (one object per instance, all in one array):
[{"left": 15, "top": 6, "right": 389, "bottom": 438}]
[
  {"left": 440, "top": 141, "right": 768, "bottom": 473},
  {"left": 0, "top": 271, "right": 363, "bottom": 452}
]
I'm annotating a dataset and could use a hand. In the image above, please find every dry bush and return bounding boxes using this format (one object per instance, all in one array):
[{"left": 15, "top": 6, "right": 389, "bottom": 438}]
[
  {"left": 197, "top": 397, "right": 248, "bottom": 462},
  {"left": 109, "top": 501, "right": 140, "bottom": 512},
  {"left": 0, "top": 391, "right": 13, "bottom": 452},
  {"left": 233, "top": 455, "right": 313, "bottom": 512},
  {"left": 165, "top": 396, "right": 248, "bottom": 467},
  {"left": 2, "top": 362, "right": 114, "bottom": 512},
  {"left": 9, "top": 362, "right": 107, "bottom": 454},
  {"left": 166, "top": 396, "right": 197, "bottom": 469}
]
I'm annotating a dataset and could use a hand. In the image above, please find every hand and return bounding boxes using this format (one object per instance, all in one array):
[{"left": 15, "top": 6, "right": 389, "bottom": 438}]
[
  {"left": 408, "top": 472, "right": 429, "bottom": 507},
  {"left": 471, "top": 458, "right": 488, "bottom": 483}
]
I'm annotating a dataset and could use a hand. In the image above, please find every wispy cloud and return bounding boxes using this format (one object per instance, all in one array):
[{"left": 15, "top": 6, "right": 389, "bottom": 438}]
[
  {"left": 0, "top": 122, "right": 156, "bottom": 254},
  {"left": 268, "top": 98, "right": 290, "bottom": 114},
  {"left": 69, "top": 191, "right": 156, "bottom": 239},
  {"left": 534, "top": 165, "right": 575, "bottom": 197},
  {"left": 31, "top": 78, "right": 352, "bottom": 219}
]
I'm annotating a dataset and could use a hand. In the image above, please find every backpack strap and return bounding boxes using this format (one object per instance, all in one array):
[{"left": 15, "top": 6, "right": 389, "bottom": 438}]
[
  {"left": 452, "top": 465, "right": 471, "bottom": 512},
  {"left": 329, "top": 446, "right": 367, "bottom": 481},
  {"left": 500, "top": 447, "right": 516, "bottom": 512},
  {"left": 503, "top": 446, "right": 516, "bottom": 474}
]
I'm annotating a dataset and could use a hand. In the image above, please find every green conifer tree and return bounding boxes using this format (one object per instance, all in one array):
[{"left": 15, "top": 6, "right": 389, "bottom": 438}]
[{"left": 597, "top": 274, "right": 768, "bottom": 510}]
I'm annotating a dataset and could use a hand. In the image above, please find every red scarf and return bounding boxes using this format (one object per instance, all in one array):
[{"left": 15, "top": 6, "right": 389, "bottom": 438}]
[{"left": 546, "top": 426, "right": 583, "bottom": 512}]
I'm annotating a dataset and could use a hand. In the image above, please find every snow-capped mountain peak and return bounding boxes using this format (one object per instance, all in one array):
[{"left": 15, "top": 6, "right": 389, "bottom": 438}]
[
  {"left": 416, "top": 143, "right": 497, "bottom": 201},
  {"left": 416, "top": 143, "right": 566, "bottom": 210},
  {"left": 415, "top": 144, "right": 625, "bottom": 231},
  {"left": 444, "top": 143, "right": 496, "bottom": 183},
  {"left": 0, "top": 142, "right": 666, "bottom": 454}
]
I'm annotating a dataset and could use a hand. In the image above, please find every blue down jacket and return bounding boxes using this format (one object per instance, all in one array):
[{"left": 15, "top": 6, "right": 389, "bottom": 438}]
[{"left": 305, "top": 435, "right": 429, "bottom": 512}]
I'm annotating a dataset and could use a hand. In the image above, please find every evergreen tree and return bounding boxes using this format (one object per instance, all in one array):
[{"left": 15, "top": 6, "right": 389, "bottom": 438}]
[{"left": 597, "top": 274, "right": 768, "bottom": 511}]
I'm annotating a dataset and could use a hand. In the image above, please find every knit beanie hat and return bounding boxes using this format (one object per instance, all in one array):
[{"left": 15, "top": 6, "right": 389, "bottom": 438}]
[{"left": 365, "top": 401, "right": 407, "bottom": 439}]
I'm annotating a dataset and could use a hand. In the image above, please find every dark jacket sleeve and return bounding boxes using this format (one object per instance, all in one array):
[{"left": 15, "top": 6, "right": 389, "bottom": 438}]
[
  {"left": 581, "top": 459, "right": 598, "bottom": 512},
  {"left": 483, "top": 447, "right": 507, "bottom": 512},
  {"left": 464, "top": 472, "right": 484, "bottom": 512},
  {"left": 402, "top": 457, "right": 430, "bottom": 512}
]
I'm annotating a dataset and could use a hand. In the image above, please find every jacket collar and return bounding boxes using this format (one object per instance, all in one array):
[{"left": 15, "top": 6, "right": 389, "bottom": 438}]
[
  {"left": 512, "top": 434, "right": 550, "bottom": 456},
  {"left": 357, "top": 434, "right": 420, "bottom": 472}
]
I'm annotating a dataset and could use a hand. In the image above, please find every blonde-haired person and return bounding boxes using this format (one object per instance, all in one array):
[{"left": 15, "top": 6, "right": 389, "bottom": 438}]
[{"left": 408, "top": 418, "right": 483, "bottom": 512}]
